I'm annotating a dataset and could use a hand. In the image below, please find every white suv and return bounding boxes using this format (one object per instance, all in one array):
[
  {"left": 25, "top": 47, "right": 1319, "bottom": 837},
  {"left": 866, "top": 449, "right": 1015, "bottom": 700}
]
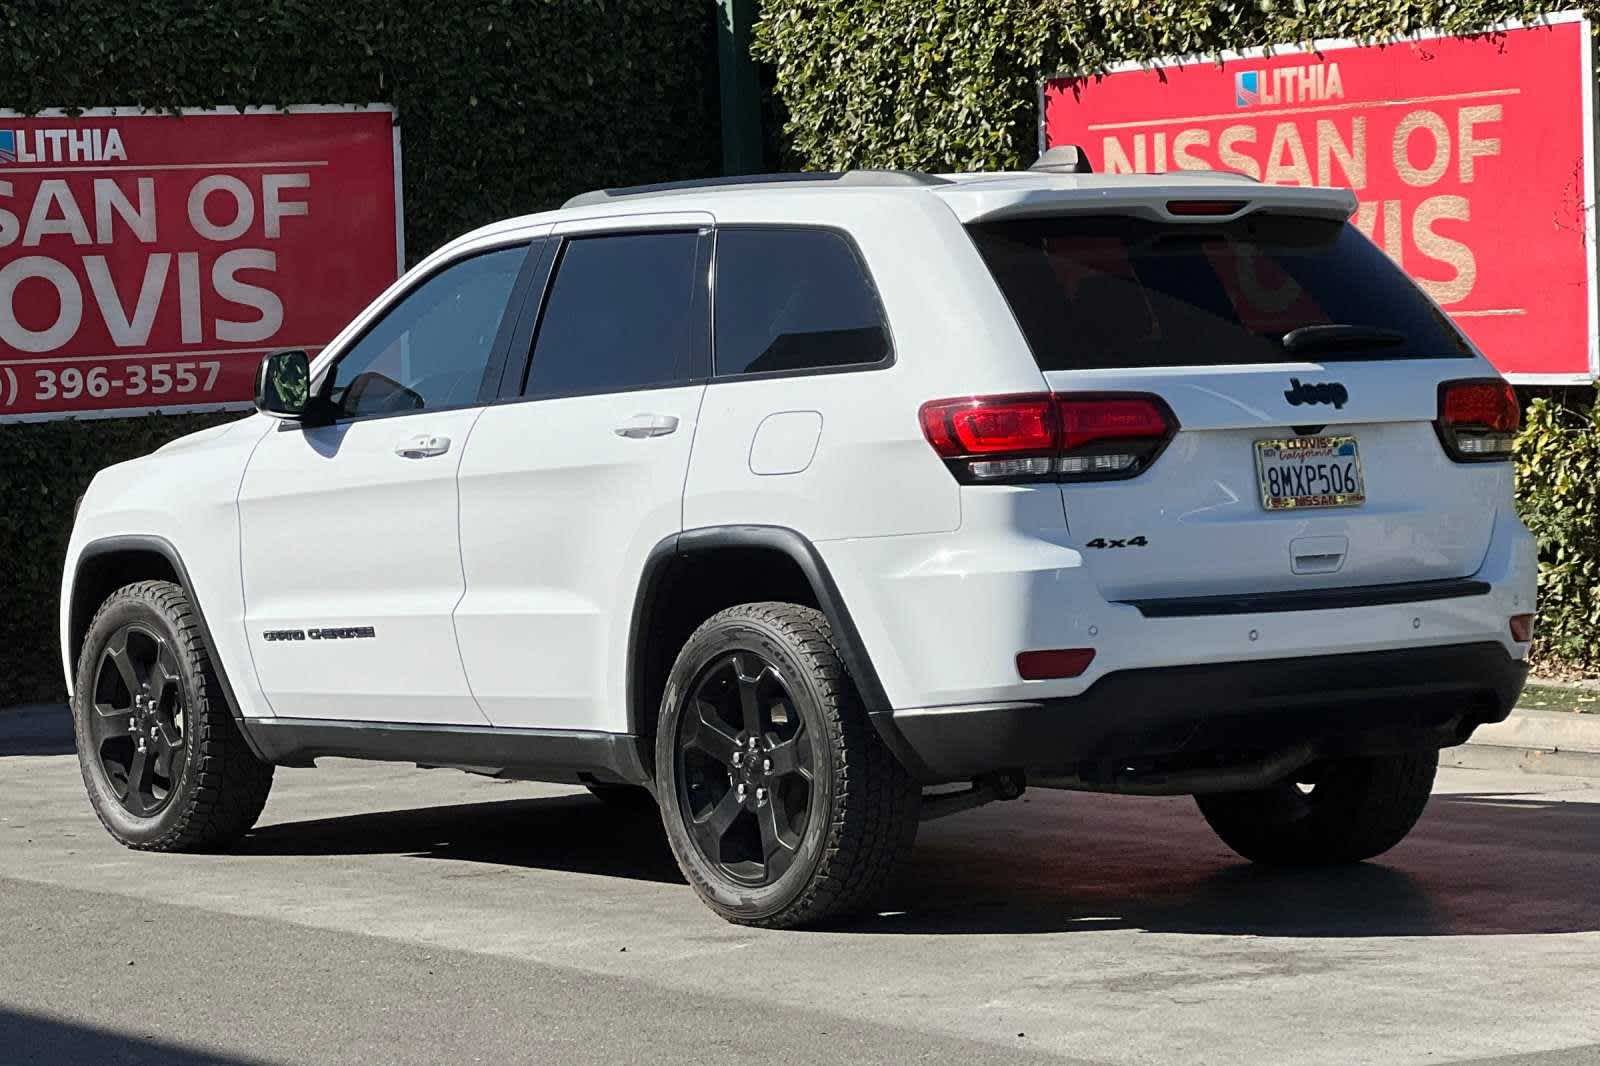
[{"left": 61, "top": 158, "right": 1536, "bottom": 927}]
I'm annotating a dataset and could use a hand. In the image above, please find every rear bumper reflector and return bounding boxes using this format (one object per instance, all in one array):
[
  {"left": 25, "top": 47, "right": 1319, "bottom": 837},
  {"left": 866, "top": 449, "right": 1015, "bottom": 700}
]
[{"left": 1016, "top": 648, "right": 1096, "bottom": 680}]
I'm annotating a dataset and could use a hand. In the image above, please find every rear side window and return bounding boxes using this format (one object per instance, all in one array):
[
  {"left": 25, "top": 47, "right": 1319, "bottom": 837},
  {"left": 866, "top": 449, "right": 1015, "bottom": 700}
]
[
  {"left": 524, "top": 231, "right": 701, "bottom": 397},
  {"left": 713, "top": 228, "right": 891, "bottom": 377},
  {"left": 967, "top": 214, "right": 1473, "bottom": 371}
]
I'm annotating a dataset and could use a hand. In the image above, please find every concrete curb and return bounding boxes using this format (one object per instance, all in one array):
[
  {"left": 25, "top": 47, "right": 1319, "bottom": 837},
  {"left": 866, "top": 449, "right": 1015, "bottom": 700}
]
[{"left": 1444, "top": 707, "right": 1600, "bottom": 778}]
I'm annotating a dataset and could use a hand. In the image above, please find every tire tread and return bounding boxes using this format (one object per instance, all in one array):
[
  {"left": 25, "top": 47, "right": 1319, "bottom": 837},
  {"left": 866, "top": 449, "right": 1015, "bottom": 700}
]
[
  {"left": 665, "top": 602, "right": 918, "bottom": 928},
  {"left": 76, "top": 580, "right": 273, "bottom": 852},
  {"left": 1196, "top": 750, "right": 1437, "bottom": 865}
]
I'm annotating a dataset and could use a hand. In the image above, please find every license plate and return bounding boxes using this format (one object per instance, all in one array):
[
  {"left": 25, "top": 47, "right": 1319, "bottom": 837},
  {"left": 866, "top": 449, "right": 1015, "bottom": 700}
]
[{"left": 1254, "top": 435, "right": 1365, "bottom": 511}]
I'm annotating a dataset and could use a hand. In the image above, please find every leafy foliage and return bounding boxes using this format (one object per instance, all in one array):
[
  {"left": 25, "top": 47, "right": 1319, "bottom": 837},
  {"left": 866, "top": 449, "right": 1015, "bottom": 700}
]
[
  {"left": 0, "top": 0, "right": 719, "bottom": 260},
  {"left": 0, "top": 1, "right": 719, "bottom": 704},
  {"left": 1516, "top": 396, "right": 1600, "bottom": 670},
  {"left": 755, "top": 0, "right": 1588, "bottom": 173}
]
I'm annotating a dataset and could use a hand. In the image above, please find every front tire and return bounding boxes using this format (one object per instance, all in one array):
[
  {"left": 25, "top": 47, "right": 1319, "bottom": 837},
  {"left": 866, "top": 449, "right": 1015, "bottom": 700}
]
[
  {"left": 656, "top": 602, "right": 919, "bottom": 928},
  {"left": 1195, "top": 750, "right": 1438, "bottom": 865},
  {"left": 72, "top": 580, "right": 274, "bottom": 851}
]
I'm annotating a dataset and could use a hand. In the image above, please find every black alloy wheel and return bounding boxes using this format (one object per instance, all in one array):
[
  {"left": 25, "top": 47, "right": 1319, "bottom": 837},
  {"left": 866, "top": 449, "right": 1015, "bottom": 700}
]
[
  {"left": 656, "top": 602, "right": 920, "bottom": 927},
  {"left": 73, "top": 580, "right": 275, "bottom": 852},
  {"left": 1196, "top": 750, "right": 1439, "bottom": 865},
  {"left": 88, "top": 622, "right": 188, "bottom": 818},
  {"left": 674, "top": 652, "right": 816, "bottom": 886}
]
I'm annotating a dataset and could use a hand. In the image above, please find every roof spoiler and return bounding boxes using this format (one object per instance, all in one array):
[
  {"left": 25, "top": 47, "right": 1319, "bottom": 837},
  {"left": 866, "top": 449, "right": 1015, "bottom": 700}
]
[{"left": 946, "top": 182, "right": 1359, "bottom": 225}]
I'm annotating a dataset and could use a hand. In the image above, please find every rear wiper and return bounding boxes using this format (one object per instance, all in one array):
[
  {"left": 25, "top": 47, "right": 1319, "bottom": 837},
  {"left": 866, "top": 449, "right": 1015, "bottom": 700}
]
[{"left": 1282, "top": 324, "right": 1407, "bottom": 353}]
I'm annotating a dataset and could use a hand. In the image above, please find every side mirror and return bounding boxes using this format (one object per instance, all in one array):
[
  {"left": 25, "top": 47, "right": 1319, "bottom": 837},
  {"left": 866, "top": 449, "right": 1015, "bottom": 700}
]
[{"left": 255, "top": 349, "right": 312, "bottom": 420}]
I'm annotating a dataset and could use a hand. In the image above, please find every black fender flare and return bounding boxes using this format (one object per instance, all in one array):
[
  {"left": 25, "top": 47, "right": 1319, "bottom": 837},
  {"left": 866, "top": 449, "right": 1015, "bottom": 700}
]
[
  {"left": 626, "top": 525, "right": 892, "bottom": 735},
  {"left": 69, "top": 534, "right": 269, "bottom": 761}
]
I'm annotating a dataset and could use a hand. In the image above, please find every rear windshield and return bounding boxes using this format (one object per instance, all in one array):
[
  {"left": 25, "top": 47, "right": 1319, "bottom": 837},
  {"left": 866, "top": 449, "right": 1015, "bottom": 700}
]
[{"left": 967, "top": 214, "right": 1472, "bottom": 371}]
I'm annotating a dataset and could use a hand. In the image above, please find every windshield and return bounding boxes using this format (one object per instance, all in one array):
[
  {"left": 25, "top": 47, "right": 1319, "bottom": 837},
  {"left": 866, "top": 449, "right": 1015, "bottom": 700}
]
[{"left": 966, "top": 214, "right": 1473, "bottom": 371}]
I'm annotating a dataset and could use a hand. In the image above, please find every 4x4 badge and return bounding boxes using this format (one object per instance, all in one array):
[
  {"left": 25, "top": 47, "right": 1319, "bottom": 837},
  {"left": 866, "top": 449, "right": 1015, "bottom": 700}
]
[{"left": 1284, "top": 378, "right": 1348, "bottom": 410}]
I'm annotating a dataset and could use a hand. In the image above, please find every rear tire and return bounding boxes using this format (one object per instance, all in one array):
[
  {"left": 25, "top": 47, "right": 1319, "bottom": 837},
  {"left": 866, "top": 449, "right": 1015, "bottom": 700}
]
[
  {"left": 1195, "top": 750, "right": 1438, "bottom": 865},
  {"left": 656, "top": 602, "right": 919, "bottom": 928},
  {"left": 72, "top": 580, "right": 274, "bottom": 852}
]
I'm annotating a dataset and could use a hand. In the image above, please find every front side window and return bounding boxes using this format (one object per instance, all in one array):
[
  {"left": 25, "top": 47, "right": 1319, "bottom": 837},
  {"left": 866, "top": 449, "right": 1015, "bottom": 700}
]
[
  {"left": 324, "top": 245, "right": 527, "bottom": 419},
  {"left": 713, "top": 228, "right": 891, "bottom": 377},
  {"left": 523, "top": 231, "right": 701, "bottom": 397}
]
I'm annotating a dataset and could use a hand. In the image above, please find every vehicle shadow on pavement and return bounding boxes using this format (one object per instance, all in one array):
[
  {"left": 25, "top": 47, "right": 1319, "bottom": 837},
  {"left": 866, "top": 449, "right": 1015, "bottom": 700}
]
[
  {"left": 0, "top": 705, "right": 75, "bottom": 757},
  {"left": 235, "top": 792, "right": 689, "bottom": 885},
  {"left": 853, "top": 792, "right": 1600, "bottom": 938},
  {"left": 230, "top": 786, "right": 1598, "bottom": 939},
  {"left": 0, "top": 1007, "right": 271, "bottom": 1066}
]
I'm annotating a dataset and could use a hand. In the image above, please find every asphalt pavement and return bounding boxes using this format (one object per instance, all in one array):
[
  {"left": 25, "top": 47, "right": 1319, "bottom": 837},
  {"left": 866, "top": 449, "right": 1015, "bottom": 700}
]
[{"left": 2, "top": 705, "right": 1598, "bottom": 1065}]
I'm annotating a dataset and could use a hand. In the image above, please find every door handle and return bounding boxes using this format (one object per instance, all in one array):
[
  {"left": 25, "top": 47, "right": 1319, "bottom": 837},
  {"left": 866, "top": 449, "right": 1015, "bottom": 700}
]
[
  {"left": 394, "top": 433, "right": 451, "bottom": 458},
  {"left": 613, "top": 413, "right": 680, "bottom": 439}
]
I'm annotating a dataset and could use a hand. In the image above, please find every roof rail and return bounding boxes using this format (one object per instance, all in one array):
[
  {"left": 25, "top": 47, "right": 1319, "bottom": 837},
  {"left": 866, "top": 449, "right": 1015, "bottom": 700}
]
[{"left": 562, "top": 169, "right": 953, "bottom": 209}]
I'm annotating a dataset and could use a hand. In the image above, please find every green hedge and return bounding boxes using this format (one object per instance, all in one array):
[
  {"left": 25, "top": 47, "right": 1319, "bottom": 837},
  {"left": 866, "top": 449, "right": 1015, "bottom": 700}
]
[
  {"left": 757, "top": 0, "right": 1600, "bottom": 673},
  {"left": 754, "top": 0, "right": 1593, "bottom": 173},
  {"left": 1516, "top": 394, "right": 1600, "bottom": 669},
  {"left": 0, "top": 1, "right": 720, "bottom": 705},
  {"left": 3, "top": 0, "right": 719, "bottom": 258}
]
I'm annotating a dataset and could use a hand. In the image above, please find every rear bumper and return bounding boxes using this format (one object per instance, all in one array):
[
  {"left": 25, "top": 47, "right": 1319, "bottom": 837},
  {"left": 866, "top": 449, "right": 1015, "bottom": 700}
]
[
  {"left": 872, "top": 641, "right": 1527, "bottom": 784},
  {"left": 819, "top": 504, "right": 1537, "bottom": 712}
]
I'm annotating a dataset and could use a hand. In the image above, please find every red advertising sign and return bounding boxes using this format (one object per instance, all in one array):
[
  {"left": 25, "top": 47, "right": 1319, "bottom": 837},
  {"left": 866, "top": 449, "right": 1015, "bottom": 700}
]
[
  {"left": 0, "top": 106, "right": 402, "bottom": 421},
  {"left": 1043, "top": 12, "right": 1597, "bottom": 383}
]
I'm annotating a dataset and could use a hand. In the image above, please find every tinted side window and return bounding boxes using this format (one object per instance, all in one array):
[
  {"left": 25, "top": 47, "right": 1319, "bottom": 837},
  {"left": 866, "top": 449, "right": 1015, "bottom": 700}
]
[
  {"left": 524, "top": 231, "right": 701, "bottom": 397},
  {"left": 326, "top": 245, "right": 526, "bottom": 419},
  {"left": 714, "top": 228, "right": 890, "bottom": 377}
]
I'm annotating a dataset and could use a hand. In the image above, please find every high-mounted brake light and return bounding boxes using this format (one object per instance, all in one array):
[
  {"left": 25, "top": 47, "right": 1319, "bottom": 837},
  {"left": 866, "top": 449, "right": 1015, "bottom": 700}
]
[
  {"left": 1436, "top": 379, "right": 1518, "bottom": 462},
  {"left": 1165, "top": 200, "right": 1248, "bottom": 217},
  {"left": 919, "top": 393, "right": 1177, "bottom": 484}
]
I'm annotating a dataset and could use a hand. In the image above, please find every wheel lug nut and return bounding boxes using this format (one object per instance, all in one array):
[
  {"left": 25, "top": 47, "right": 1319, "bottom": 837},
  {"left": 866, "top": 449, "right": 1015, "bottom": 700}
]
[
  {"left": 756, "top": 787, "right": 767, "bottom": 804},
  {"left": 762, "top": 758, "right": 772, "bottom": 773},
  {"left": 736, "top": 783, "right": 746, "bottom": 799},
  {"left": 732, "top": 751, "right": 743, "bottom": 767}
]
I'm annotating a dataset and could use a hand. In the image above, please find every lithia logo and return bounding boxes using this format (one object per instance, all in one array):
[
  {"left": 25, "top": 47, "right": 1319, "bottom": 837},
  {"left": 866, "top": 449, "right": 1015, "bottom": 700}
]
[
  {"left": 1234, "top": 63, "right": 1345, "bottom": 108},
  {"left": 0, "top": 126, "right": 128, "bottom": 164}
]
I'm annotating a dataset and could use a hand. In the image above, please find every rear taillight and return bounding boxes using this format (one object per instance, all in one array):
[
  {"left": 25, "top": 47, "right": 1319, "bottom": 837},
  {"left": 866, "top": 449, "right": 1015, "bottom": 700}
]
[
  {"left": 919, "top": 393, "right": 1177, "bottom": 484},
  {"left": 1436, "top": 379, "right": 1518, "bottom": 462}
]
